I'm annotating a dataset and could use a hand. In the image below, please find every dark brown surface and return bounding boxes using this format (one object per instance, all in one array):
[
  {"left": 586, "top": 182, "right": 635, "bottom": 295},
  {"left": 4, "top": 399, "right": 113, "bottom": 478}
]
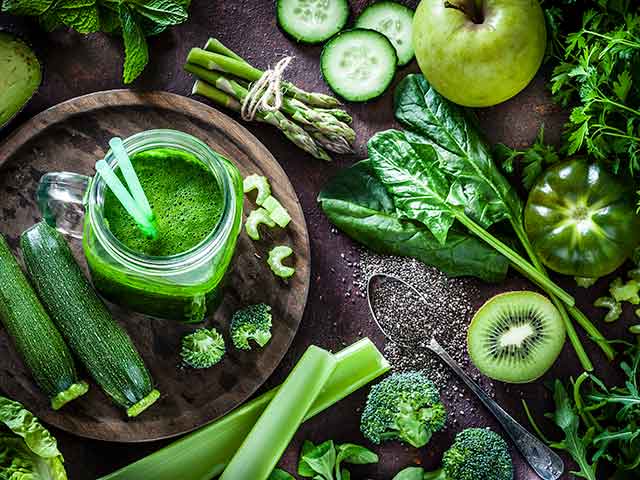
[
  {"left": 0, "top": 1, "right": 634, "bottom": 479},
  {"left": 0, "top": 90, "right": 311, "bottom": 442}
]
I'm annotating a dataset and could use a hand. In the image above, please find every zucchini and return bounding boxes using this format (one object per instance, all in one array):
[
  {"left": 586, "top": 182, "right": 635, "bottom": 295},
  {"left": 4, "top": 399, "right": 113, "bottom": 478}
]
[
  {"left": 0, "top": 234, "right": 88, "bottom": 410},
  {"left": 21, "top": 222, "right": 160, "bottom": 417}
]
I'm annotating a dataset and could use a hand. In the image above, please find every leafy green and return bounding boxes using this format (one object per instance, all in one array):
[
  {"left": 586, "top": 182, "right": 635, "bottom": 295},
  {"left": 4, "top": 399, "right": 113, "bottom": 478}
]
[
  {"left": 392, "top": 467, "right": 425, "bottom": 480},
  {"left": 269, "top": 468, "right": 295, "bottom": 480},
  {"left": 1, "top": 0, "right": 190, "bottom": 83},
  {"left": 0, "top": 395, "right": 68, "bottom": 479},
  {"left": 494, "top": 126, "right": 560, "bottom": 190},
  {"left": 297, "top": 439, "right": 378, "bottom": 480}
]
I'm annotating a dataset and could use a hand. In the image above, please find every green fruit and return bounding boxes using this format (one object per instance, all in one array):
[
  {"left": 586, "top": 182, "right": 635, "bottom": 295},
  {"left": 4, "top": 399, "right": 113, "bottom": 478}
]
[
  {"left": 467, "top": 291, "right": 565, "bottom": 384},
  {"left": 412, "top": 0, "right": 546, "bottom": 107},
  {"left": 525, "top": 159, "right": 640, "bottom": 279}
]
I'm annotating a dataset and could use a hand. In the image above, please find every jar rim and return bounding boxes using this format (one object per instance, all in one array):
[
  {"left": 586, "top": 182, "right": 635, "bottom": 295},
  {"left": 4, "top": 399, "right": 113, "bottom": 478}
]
[{"left": 88, "top": 129, "right": 237, "bottom": 273}]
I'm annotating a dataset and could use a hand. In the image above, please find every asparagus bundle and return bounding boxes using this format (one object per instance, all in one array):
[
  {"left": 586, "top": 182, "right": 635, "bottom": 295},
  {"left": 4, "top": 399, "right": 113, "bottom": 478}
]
[{"left": 185, "top": 38, "right": 356, "bottom": 161}]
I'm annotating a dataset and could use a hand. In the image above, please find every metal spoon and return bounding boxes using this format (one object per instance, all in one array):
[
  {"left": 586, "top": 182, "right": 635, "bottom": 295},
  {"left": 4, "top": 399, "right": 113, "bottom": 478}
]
[{"left": 366, "top": 273, "right": 564, "bottom": 480}]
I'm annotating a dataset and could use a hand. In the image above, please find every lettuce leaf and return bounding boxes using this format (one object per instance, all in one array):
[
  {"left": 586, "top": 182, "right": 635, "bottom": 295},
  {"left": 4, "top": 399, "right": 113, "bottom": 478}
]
[{"left": 0, "top": 396, "right": 67, "bottom": 479}]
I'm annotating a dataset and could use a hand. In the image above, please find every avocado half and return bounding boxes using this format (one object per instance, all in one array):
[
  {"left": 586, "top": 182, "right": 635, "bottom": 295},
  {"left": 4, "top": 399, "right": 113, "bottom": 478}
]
[{"left": 0, "top": 30, "right": 42, "bottom": 129}]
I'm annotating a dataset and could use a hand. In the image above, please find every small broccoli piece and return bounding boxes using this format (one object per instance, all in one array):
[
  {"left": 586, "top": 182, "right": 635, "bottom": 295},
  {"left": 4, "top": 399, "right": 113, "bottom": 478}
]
[
  {"left": 243, "top": 174, "right": 271, "bottom": 206},
  {"left": 594, "top": 296, "right": 622, "bottom": 322},
  {"left": 394, "top": 428, "right": 513, "bottom": 480},
  {"left": 230, "top": 304, "right": 273, "bottom": 350},
  {"left": 610, "top": 277, "right": 640, "bottom": 304},
  {"left": 360, "top": 371, "right": 446, "bottom": 448},
  {"left": 180, "top": 328, "right": 225, "bottom": 369},
  {"left": 268, "top": 246, "right": 295, "bottom": 279}
]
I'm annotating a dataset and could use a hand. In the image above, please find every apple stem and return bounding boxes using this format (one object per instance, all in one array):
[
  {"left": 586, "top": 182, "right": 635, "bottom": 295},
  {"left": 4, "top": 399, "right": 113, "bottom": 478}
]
[{"left": 444, "top": 0, "right": 483, "bottom": 23}]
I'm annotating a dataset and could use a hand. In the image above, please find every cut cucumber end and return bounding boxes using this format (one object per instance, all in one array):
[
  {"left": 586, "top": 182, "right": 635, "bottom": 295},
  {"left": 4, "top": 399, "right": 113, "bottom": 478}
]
[
  {"left": 321, "top": 29, "right": 398, "bottom": 102},
  {"left": 355, "top": 1, "right": 415, "bottom": 66},
  {"left": 277, "top": 0, "right": 350, "bottom": 44},
  {"left": 127, "top": 389, "right": 161, "bottom": 418},
  {"left": 51, "top": 381, "right": 90, "bottom": 410}
]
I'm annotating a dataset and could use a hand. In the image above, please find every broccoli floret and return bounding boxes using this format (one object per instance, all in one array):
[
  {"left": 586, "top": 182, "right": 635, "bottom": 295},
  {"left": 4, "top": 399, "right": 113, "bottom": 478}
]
[
  {"left": 360, "top": 371, "right": 447, "bottom": 448},
  {"left": 393, "top": 428, "right": 513, "bottom": 480},
  {"left": 180, "top": 328, "right": 226, "bottom": 369},
  {"left": 230, "top": 304, "right": 273, "bottom": 350}
]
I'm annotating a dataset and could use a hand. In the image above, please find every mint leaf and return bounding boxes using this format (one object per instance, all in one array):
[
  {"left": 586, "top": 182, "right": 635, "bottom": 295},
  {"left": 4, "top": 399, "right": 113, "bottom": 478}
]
[
  {"left": 1, "top": 0, "right": 53, "bottom": 15},
  {"left": 55, "top": 0, "right": 99, "bottom": 33},
  {"left": 119, "top": 4, "right": 149, "bottom": 84},
  {"left": 131, "top": 0, "right": 187, "bottom": 26}
]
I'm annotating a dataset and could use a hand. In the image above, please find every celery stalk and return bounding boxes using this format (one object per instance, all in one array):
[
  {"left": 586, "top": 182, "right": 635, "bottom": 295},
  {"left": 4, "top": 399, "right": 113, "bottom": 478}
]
[
  {"left": 220, "top": 346, "right": 337, "bottom": 480},
  {"left": 99, "top": 338, "right": 390, "bottom": 480}
]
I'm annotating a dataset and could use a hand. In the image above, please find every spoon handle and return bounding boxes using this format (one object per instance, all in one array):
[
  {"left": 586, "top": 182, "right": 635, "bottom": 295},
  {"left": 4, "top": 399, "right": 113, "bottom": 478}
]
[{"left": 428, "top": 338, "right": 564, "bottom": 480}]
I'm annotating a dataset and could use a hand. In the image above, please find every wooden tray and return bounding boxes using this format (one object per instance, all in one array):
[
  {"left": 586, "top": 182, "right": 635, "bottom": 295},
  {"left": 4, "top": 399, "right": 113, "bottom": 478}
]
[{"left": 0, "top": 90, "right": 311, "bottom": 442}]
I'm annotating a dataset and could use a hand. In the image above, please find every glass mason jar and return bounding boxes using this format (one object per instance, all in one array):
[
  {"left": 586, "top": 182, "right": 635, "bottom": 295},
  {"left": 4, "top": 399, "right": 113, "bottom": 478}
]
[{"left": 37, "top": 130, "right": 244, "bottom": 323}]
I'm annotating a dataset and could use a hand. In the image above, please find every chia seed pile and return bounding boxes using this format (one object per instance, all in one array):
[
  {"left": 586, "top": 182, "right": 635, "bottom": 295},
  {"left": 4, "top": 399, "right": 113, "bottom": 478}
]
[{"left": 351, "top": 248, "right": 497, "bottom": 423}]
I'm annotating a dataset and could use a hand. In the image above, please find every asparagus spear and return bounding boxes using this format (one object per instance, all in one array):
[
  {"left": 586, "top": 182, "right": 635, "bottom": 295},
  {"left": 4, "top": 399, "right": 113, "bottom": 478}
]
[
  {"left": 203, "top": 39, "right": 342, "bottom": 109},
  {"left": 192, "top": 80, "right": 331, "bottom": 161}
]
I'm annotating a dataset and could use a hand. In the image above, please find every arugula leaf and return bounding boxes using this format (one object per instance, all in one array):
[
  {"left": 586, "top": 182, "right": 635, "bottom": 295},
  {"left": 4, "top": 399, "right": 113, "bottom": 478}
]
[
  {"left": 318, "top": 160, "right": 509, "bottom": 282},
  {"left": 368, "top": 130, "right": 455, "bottom": 245},
  {"left": 119, "top": 3, "right": 149, "bottom": 84},
  {"left": 394, "top": 74, "right": 522, "bottom": 231},
  {"left": 548, "top": 381, "right": 598, "bottom": 480}
]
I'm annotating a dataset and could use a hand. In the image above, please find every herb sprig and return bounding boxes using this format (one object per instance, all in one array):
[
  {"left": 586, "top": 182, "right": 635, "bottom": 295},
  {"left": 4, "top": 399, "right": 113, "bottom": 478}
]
[{"left": 1, "top": 0, "right": 190, "bottom": 83}]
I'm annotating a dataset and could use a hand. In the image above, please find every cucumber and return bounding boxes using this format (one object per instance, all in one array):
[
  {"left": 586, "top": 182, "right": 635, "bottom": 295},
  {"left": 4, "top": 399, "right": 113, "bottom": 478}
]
[
  {"left": 21, "top": 222, "right": 159, "bottom": 418},
  {"left": 355, "top": 1, "right": 415, "bottom": 66},
  {"left": 0, "top": 234, "right": 88, "bottom": 410},
  {"left": 321, "top": 29, "right": 398, "bottom": 102},
  {"left": 277, "top": 0, "right": 349, "bottom": 44}
]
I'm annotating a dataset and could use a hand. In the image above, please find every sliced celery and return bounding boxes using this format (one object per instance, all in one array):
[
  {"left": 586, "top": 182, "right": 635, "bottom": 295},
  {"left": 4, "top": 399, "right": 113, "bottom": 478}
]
[
  {"left": 246, "top": 208, "right": 276, "bottom": 240},
  {"left": 243, "top": 174, "right": 271, "bottom": 206},
  {"left": 99, "top": 339, "right": 390, "bottom": 480},
  {"left": 263, "top": 196, "right": 291, "bottom": 228},
  {"left": 268, "top": 246, "right": 295, "bottom": 279},
  {"left": 220, "top": 346, "right": 337, "bottom": 480}
]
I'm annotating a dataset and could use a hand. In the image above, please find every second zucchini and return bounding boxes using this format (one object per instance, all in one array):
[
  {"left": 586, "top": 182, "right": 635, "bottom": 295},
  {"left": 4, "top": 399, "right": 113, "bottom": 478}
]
[{"left": 21, "top": 222, "right": 160, "bottom": 417}]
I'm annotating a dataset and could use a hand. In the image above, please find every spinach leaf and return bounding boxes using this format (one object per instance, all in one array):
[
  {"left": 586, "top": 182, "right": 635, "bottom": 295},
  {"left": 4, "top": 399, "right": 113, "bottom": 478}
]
[
  {"left": 268, "top": 469, "right": 295, "bottom": 480},
  {"left": 394, "top": 74, "right": 523, "bottom": 231},
  {"left": 368, "top": 130, "right": 455, "bottom": 245},
  {"left": 299, "top": 440, "right": 336, "bottom": 480},
  {"left": 119, "top": 4, "right": 149, "bottom": 84},
  {"left": 391, "top": 467, "right": 425, "bottom": 480},
  {"left": 319, "top": 160, "right": 509, "bottom": 282},
  {"left": 335, "top": 443, "right": 378, "bottom": 480}
]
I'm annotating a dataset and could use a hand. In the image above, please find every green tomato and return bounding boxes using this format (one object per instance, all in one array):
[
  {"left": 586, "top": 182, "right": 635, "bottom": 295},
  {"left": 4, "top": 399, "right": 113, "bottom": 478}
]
[{"left": 524, "top": 159, "right": 640, "bottom": 278}]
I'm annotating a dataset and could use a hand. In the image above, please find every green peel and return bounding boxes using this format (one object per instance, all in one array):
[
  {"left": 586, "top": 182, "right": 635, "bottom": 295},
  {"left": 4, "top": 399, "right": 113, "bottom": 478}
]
[
  {"left": 51, "top": 381, "right": 89, "bottom": 410},
  {"left": 126, "top": 389, "right": 160, "bottom": 418}
]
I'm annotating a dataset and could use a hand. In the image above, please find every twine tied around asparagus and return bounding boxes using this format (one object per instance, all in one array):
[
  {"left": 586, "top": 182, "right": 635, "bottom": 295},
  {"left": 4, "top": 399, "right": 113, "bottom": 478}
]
[{"left": 241, "top": 56, "right": 292, "bottom": 121}]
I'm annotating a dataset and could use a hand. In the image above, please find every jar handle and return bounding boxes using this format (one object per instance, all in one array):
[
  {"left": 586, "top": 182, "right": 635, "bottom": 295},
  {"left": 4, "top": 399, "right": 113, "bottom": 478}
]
[{"left": 36, "top": 172, "right": 92, "bottom": 239}]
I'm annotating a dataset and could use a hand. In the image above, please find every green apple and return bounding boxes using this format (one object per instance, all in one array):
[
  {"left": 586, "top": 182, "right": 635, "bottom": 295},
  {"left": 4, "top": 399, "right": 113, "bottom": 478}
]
[{"left": 412, "top": 0, "right": 546, "bottom": 107}]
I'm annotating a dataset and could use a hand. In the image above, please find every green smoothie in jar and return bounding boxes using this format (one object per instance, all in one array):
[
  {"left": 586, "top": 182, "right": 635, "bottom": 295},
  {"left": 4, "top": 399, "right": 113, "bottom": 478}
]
[{"left": 82, "top": 130, "right": 243, "bottom": 323}]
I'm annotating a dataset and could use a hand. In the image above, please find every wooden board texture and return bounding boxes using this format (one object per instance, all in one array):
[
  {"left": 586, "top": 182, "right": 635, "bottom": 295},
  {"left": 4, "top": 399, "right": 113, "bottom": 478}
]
[{"left": 0, "top": 90, "right": 311, "bottom": 442}]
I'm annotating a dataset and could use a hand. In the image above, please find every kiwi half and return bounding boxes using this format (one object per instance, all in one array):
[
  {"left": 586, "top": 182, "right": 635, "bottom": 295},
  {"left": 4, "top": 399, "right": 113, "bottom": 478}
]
[{"left": 467, "top": 291, "right": 565, "bottom": 384}]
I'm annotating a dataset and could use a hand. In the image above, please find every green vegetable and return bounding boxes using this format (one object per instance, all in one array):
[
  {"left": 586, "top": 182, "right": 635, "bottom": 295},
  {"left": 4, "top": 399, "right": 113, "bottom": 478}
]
[
  {"left": 319, "top": 159, "right": 509, "bottom": 282},
  {"left": 20, "top": 222, "right": 159, "bottom": 417},
  {"left": 575, "top": 277, "right": 598, "bottom": 288},
  {"left": 0, "top": 32, "right": 42, "bottom": 129},
  {"left": 246, "top": 208, "right": 276, "bottom": 240},
  {"left": 610, "top": 277, "right": 640, "bottom": 305},
  {"left": 0, "top": 395, "right": 68, "bottom": 479},
  {"left": 269, "top": 469, "right": 295, "bottom": 480},
  {"left": 298, "top": 439, "right": 378, "bottom": 480},
  {"left": 0, "top": 233, "right": 87, "bottom": 410},
  {"left": 100, "top": 338, "right": 389, "bottom": 480},
  {"left": 594, "top": 297, "right": 622, "bottom": 323},
  {"left": 494, "top": 125, "right": 560, "bottom": 191},
  {"left": 360, "top": 371, "right": 446, "bottom": 448},
  {"left": 268, "top": 245, "right": 295, "bottom": 279},
  {"left": 1, "top": 0, "right": 190, "bottom": 84},
  {"left": 548, "top": 3, "right": 640, "bottom": 191},
  {"left": 220, "top": 345, "right": 337, "bottom": 480},
  {"left": 230, "top": 304, "right": 272, "bottom": 351},
  {"left": 392, "top": 428, "right": 513, "bottom": 480},
  {"left": 244, "top": 174, "right": 271, "bottom": 206},
  {"left": 180, "top": 328, "right": 225, "bottom": 369},
  {"left": 525, "top": 159, "right": 640, "bottom": 279},
  {"left": 263, "top": 196, "right": 291, "bottom": 228}
]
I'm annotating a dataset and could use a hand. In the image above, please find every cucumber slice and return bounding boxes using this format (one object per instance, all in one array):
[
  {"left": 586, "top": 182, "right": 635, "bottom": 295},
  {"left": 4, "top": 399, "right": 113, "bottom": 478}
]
[
  {"left": 277, "top": 0, "right": 349, "bottom": 44},
  {"left": 355, "top": 1, "right": 415, "bottom": 66},
  {"left": 321, "top": 29, "right": 397, "bottom": 102}
]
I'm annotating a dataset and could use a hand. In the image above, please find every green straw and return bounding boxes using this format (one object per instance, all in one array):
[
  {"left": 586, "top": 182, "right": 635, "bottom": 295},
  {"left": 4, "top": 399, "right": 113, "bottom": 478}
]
[
  {"left": 95, "top": 160, "right": 157, "bottom": 239},
  {"left": 109, "top": 138, "right": 155, "bottom": 222}
]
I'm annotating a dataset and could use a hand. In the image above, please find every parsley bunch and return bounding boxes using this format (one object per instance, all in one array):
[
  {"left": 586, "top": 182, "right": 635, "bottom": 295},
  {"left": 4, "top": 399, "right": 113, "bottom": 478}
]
[
  {"left": 547, "top": 1, "right": 640, "bottom": 177},
  {"left": 1, "top": 0, "right": 190, "bottom": 83}
]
